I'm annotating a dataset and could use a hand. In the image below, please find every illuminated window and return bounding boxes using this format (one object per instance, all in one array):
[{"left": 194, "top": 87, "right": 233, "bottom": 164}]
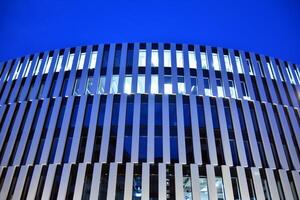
[
  {"left": 201, "top": 52, "right": 208, "bottom": 69},
  {"left": 257, "top": 60, "right": 265, "bottom": 77},
  {"left": 124, "top": 76, "right": 132, "bottom": 94},
  {"left": 216, "top": 79, "right": 224, "bottom": 97},
  {"left": 188, "top": 51, "right": 197, "bottom": 69},
  {"left": 276, "top": 64, "right": 284, "bottom": 81},
  {"left": 224, "top": 54, "right": 232, "bottom": 72},
  {"left": 110, "top": 75, "right": 119, "bottom": 94},
  {"left": 89, "top": 51, "right": 97, "bottom": 69},
  {"left": 151, "top": 50, "right": 159, "bottom": 67},
  {"left": 229, "top": 80, "right": 237, "bottom": 98},
  {"left": 43, "top": 56, "right": 53, "bottom": 74},
  {"left": 55, "top": 55, "right": 63, "bottom": 72},
  {"left": 178, "top": 76, "right": 185, "bottom": 94},
  {"left": 65, "top": 53, "right": 74, "bottom": 71},
  {"left": 164, "top": 76, "right": 172, "bottom": 94},
  {"left": 241, "top": 81, "right": 250, "bottom": 99},
  {"left": 191, "top": 77, "right": 198, "bottom": 95},
  {"left": 77, "top": 52, "right": 86, "bottom": 70},
  {"left": 164, "top": 50, "right": 171, "bottom": 67},
  {"left": 22, "top": 60, "right": 32, "bottom": 77},
  {"left": 138, "top": 49, "right": 146, "bottom": 66},
  {"left": 151, "top": 75, "right": 159, "bottom": 93},
  {"left": 13, "top": 60, "right": 23, "bottom": 80},
  {"left": 235, "top": 56, "right": 244, "bottom": 74},
  {"left": 73, "top": 78, "right": 80, "bottom": 96},
  {"left": 199, "top": 177, "right": 209, "bottom": 200},
  {"left": 137, "top": 75, "right": 145, "bottom": 93},
  {"left": 176, "top": 51, "right": 184, "bottom": 68},
  {"left": 267, "top": 61, "right": 276, "bottom": 79},
  {"left": 183, "top": 177, "right": 192, "bottom": 199},
  {"left": 246, "top": 59, "right": 254, "bottom": 75},
  {"left": 34, "top": 58, "right": 42, "bottom": 75},
  {"left": 212, "top": 53, "right": 220, "bottom": 70},
  {"left": 286, "top": 65, "right": 295, "bottom": 84},
  {"left": 98, "top": 76, "right": 106, "bottom": 94},
  {"left": 216, "top": 177, "right": 225, "bottom": 200},
  {"left": 204, "top": 78, "right": 211, "bottom": 96},
  {"left": 85, "top": 77, "right": 93, "bottom": 94}
]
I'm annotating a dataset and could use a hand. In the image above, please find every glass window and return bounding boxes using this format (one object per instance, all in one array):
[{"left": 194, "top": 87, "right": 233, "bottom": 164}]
[
  {"left": 73, "top": 78, "right": 80, "bottom": 96},
  {"left": 183, "top": 177, "right": 192, "bottom": 199},
  {"left": 126, "top": 45, "right": 134, "bottom": 68},
  {"left": 178, "top": 76, "right": 185, "bottom": 94},
  {"left": 110, "top": 75, "right": 119, "bottom": 94},
  {"left": 23, "top": 60, "right": 32, "bottom": 77},
  {"left": 98, "top": 76, "right": 106, "bottom": 94},
  {"left": 137, "top": 75, "right": 145, "bottom": 93},
  {"left": 77, "top": 53, "right": 86, "bottom": 70},
  {"left": 114, "top": 45, "right": 122, "bottom": 67},
  {"left": 164, "top": 76, "right": 172, "bottom": 94},
  {"left": 132, "top": 175, "right": 142, "bottom": 199},
  {"left": 13, "top": 61, "right": 23, "bottom": 80},
  {"left": 213, "top": 53, "right": 221, "bottom": 70},
  {"left": 276, "top": 64, "right": 284, "bottom": 81},
  {"left": 229, "top": 80, "right": 237, "bottom": 98},
  {"left": 232, "top": 177, "right": 241, "bottom": 200},
  {"left": 191, "top": 77, "right": 198, "bottom": 95},
  {"left": 286, "top": 65, "right": 295, "bottom": 84},
  {"left": 102, "top": 46, "right": 109, "bottom": 68},
  {"left": 241, "top": 81, "right": 250, "bottom": 99},
  {"left": 199, "top": 177, "right": 209, "bottom": 200},
  {"left": 151, "top": 75, "right": 159, "bottom": 94},
  {"left": 65, "top": 53, "right": 74, "bottom": 71},
  {"left": 151, "top": 50, "right": 159, "bottom": 67},
  {"left": 188, "top": 51, "right": 197, "bottom": 69},
  {"left": 138, "top": 49, "right": 146, "bottom": 66},
  {"left": 216, "top": 177, "right": 225, "bottom": 200},
  {"left": 216, "top": 79, "right": 224, "bottom": 97},
  {"left": 124, "top": 76, "right": 132, "bottom": 94},
  {"left": 257, "top": 60, "right": 265, "bottom": 77},
  {"left": 85, "top": 77, "right": 93, "bottom": 95},
  {"left": 267, "top": 62, "right": 276, "bottom": 79},
  {"left": 43, "top": 56, "right": 52, "bottom": 74},
  {"left": 204, "top": 78, "right": 211, "bottom": 96},
  {"left": 262, "top": 179, "right": 271, "bottom": 200},
  {"left": 176, "top": 50, "right": 184, "bottom": 68},
  {"left": 55, "top": 55, "right": 63, "bottom": 72},
  {"left": 89, "top": 51, "right": 97, "bottom": 69},
  {"left": 164, "top": 50, "right": 171, "bottom": 67},
  {"left": 235, "top": 56, "right": 244, "bottom": 74},
  {"left": 246, "top": 59, "right": 254, "bottom": 75},
  {"left": 34, "top": 58, "right": 43, "bottom": 75},
  {"left": 224, "top": 54, "right": 232, "bottom": 72},
  {"left": 201, "top": 52, "right": 208, "bottom": 69}
]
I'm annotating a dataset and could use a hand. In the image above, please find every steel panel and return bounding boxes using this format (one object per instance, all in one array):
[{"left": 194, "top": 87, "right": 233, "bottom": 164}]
[
  {"left": 174, "top": 164, "right": 184, "bottom": 200},
  {"left": 56, "top": 164, "right": 72, "bottom": 200},
  {"left": 203, "top": 96, "right": 218, "bottom": 165},
  {"left": 158, "top": 163, "right": 167, "bottom": 200},
  {"left": 147, "top": 94, "right": 155, "bottom": 163},
  {"left": 206, "top": 46, "right": 218, "bottom": 97},
  {"left": 117, "top": 43, "right": 127, "bottom": 93},
  {"left": 221, "top": 166, "right": 234, "bottom": 200},
  {"left": 229, "top": 49, "right": 243, "bottom": 99},
  {"left": 171, "top": 43, "right": 178, "bottom": 94},
  {"left": 194, "top": 45, "right": 204, "bottom": 95},
  {"left": 141, "top": 163, "right": 150, "bottom": 200},
  {"left": 40, "top": 164, "right": 57, "bottom": 200},
  {"left": 251, "top": 167, "right": 266, "bottom": 200},
  {"left": 11, "top": 165, "right": 29, "bottom": 200},
  {"left": 162, "top": 95, "right": 170, "bottom": 163},
  {"left": 99, "top": 94, "right": 113, "bottom": 162},
  {"left": 65, "top": 47, "right": 81, "bottom": 96},
  {"left": 106, "top": 163, "right": 118, "bottom": 200},
  {"left": 26, "top": 165, "right": 43, "bottom": 200},
  {"left": 68, "top": 95, "right": 87, "bottom": 163},
  {"left": 190, "top": 164, "right": 200, "bottom": 200},
  {"left": 39, "top": 98, "right": 62, "bottom": 164},
  {"left": 78, "top": 46, "right": 92, "bottom": 95},
  {"left": 217, "top": 47, "right": 231, "bottom": 98},
  {"left": 253, "top": 102, "right": 276, "bottom": 168},
  {"left": 240, "top": 51, "right": 256, "bottom": 100},
  {"left": 291, "top": 171, "right": 300, "bottom": 198},
  {"left": 84, "top": 94, "right": 100, "bottom": 162},
  {"left": 89, "top": 163, "right": 102, "bottom": 200},
  {"left": 123, "top": 163, "right": 134, "bottom": 200},
  {"left": 104, "top": 44, "right": 115, "bottom": 93},
  {"left": 241, "top": 100, "right": 262, "bottom": 167},
  {"left": 216, "top": 98, "right": 233, "bottom": 165},
  {"left": 26, "top": 99, "right": 50, "bottom": 165},
  {"left": 73, "top": 163, "right": 87, "bottom": 200},
  {"left": 176, "top": 95, "right": 187, "bottom": 163},
  {"left": 114, "top": 94, "right": 127, "bottom": 162},
  {"left": 131, "top": 94, "right": 141, "bottom": 163},
  {"left": 0, "top": 166, "right": 15, "bottom": 200},
  {"left": 236, "top": 166, "right": 250, "bottom": 200},
  {"left": 12, "top": 100, "right": 38, "bottom": 165},
  {"left": 53, "top": 96, "right": 75, "bottom": 163},
  {"left": 0, "top": 103, "right": 17, "bottom": 151},
  {"left": 229, "top": 99, "right": 248, "bottom": 166},
  {"left": 206, "top": 165, "right": 218, "bottom": 200},
  {"left": 91, "top": 44, "right": 104, "bottom": 94},
  {"left": 278, "top": 169, "right": 294, "bottom": 199},
  {"left": 183, "top": 44, "right": 191, "bottom": 94},
  {"left": 265, "top": 169, "right": 280, "bottom": 200},
  {"left": 265, "top": 103, "right": 289, "bottom": 169}
]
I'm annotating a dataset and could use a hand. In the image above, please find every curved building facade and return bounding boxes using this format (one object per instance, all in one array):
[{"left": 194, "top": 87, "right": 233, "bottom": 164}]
[{"left": 0, "top": 43, "right": 299, "bottom": 199}]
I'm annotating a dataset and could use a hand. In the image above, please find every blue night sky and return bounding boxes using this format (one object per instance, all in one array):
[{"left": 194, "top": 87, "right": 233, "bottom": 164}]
[{"left": 0, "top": 0, "right": 300, "bottom": 64}]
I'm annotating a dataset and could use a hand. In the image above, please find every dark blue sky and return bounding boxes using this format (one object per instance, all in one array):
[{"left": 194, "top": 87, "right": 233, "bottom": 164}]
[{"left": 0, "top": 0, "right": 300, "bottom": 63}]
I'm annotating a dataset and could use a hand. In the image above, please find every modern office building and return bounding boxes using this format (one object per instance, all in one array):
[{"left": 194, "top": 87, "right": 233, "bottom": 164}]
[{"left": 0, "top": 43, "right": 299, "bottom": 199}]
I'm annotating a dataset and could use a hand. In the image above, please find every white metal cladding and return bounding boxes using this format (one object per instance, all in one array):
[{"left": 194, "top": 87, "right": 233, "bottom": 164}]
[{"left": 0, "top": 42, "right": 299, "bottom": 199}]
